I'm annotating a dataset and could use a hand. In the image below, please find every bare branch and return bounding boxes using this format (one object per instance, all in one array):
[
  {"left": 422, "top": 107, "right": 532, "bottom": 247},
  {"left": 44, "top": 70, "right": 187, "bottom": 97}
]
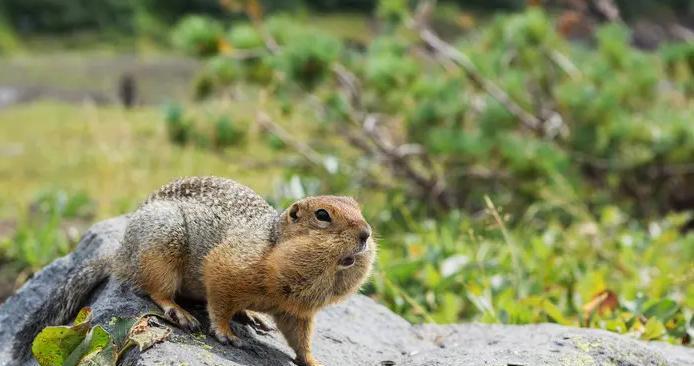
[
  {"left": 255, "top": 111, "right": 327, "bottom": 169},
  {"left": 359, "top": 114, "right": 455, "bottom": 208},
  {"left": 250, "top": 10, "right": 456, "bottom": 208},
  {"left": 411, "top": 0, "right": 545, "bottom": 135},
  {"left": 331, "top": 63, "right": 362, "bottom": 109},
  {"left": 592, "top": 0, "right": 621, "bottom": 22}
]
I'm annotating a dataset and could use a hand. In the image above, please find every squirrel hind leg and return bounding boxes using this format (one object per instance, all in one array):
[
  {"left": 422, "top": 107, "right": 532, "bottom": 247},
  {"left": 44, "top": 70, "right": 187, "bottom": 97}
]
[
  {"left": 137, "top": 250, "right": 200, "bottom": 332},
  {"left": 152, "top": 295, "right": 201, "bottom": 332}
]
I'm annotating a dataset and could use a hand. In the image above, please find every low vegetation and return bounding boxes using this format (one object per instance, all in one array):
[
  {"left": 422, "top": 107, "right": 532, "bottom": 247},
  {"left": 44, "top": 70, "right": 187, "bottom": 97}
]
[
  {"left": 0, "top": 0, "right": 692, "bottom": 348},
  {"left": 165, "top": 1, "right": 694, "bottom": 344}
]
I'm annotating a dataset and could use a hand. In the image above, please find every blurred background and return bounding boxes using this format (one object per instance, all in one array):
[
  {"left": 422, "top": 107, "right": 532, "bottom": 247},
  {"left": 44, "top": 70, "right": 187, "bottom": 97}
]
[{"left": 0, "top": 0, "right": 692, "bottom": 344}]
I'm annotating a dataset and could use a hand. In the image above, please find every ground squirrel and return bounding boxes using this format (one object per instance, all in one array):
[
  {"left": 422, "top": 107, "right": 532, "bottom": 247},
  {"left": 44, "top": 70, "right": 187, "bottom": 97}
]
[{"left": 14, "top": 176, "right": 376, "bottom": 366}]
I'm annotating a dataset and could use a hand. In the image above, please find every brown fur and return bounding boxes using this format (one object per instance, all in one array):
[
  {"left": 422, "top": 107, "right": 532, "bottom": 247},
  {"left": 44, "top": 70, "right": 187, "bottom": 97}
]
[{"left": 117, "top": 177, "right": 376, "bottom": 366}]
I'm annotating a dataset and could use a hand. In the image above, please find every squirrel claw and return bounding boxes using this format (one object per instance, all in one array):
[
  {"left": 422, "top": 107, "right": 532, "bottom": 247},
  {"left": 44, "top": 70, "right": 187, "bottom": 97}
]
[
  {"left": 213, "top": 328, "right": 244, "bottom": 348},
  {"left": 236, "top": 310, "right": 275, "bottom": 333},
  {"left": 165, "top": 307, "right": 201, "bottom": 332},
  {"left": 293, "top": 356, "right": 323, "bottom": 366}
]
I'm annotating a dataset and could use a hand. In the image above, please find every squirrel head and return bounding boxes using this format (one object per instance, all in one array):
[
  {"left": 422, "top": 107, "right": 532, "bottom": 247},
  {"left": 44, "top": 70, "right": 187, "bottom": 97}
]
[{"left": 268, "top": 196, "right": 376, "bottom": 312}]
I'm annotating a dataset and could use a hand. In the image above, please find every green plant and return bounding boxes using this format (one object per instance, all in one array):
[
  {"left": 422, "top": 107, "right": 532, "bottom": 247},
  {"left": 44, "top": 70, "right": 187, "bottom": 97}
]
[
  {"left": 32, "top": 307, "right": 171, "bottom": 366},
  {"left": 171, "top": 15, "right": 223, "bottom": 57},
  {"left": 1, "top": 190, "right": 95, "bottom": 271},
  {"left": 367, "top": 200, "right": 693, "bottom": 343},
  {"left": 163, "top": 103, "right": 194, "bottom": 145},
  {"left": 160, "top": 3, "right": 694, "bottom": 344},
  {"left": 274, "top": 32, "right": 342, "bottom": 90},
  {"left": 213, "top": 116, "right": 246, "bottom": 148},
  {"left": 226, "top": 23, "right": 263, "bottom": 49}
]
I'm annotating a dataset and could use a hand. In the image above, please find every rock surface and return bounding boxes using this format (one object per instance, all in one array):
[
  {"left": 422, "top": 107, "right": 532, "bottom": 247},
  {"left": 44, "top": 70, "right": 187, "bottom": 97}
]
[{"left": 1, "top": 217, "right": 692, "bottom": 366}]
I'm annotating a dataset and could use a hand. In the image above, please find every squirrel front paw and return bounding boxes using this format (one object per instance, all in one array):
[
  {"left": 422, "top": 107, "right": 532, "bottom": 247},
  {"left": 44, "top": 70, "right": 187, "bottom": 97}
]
[
  {"left": 211, "top": 326, "right": 245, "bottom": 348},
  {"left": 294, "top": 355, "right": 324, "bottom": 366}
]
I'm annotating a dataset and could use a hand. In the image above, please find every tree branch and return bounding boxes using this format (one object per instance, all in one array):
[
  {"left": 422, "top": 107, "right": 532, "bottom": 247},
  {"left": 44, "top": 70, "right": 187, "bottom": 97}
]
[
  {"left": 410, "top": 0, "right": 545, "bottom": 136},
  {"left": 255, "top": 111, "right": 328, "bottom": 169}
]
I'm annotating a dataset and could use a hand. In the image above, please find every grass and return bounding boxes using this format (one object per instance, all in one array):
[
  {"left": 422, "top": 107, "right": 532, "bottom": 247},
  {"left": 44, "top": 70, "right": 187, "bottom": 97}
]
[{"left": 0, "top": 101, "right": 285, "bottom": 220}]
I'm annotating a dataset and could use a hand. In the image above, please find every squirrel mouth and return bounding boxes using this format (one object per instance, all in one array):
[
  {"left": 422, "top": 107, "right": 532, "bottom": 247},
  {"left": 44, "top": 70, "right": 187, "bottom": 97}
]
[{"left": 338, "top": 241, "right": 369, "bottom": 268}]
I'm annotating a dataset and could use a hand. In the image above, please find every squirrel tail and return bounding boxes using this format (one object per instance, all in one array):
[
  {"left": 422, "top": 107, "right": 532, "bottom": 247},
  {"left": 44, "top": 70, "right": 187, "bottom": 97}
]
[{"left": 11, "top": 256, "right": 113, "bottom": 361}]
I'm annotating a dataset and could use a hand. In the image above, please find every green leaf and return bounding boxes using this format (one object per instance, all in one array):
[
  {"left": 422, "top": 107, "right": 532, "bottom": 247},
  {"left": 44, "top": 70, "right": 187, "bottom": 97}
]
[
  {"left": 78, "top": 342, "right": 116, "bottom": 366},
  {"left": 642, "top": 317, "right": 667, "bottom": 340},
  {"left": 32, "top": 324, "right": 90, "bottom": 366},
  {"left": 433, "top": 292, "right": 463, "bottom": 324},
  {"left": 63, "top": 326, "right": 112, "bottom": 366},
  {"left": 73, "top": 307, "right": 92, "bottom": 326},
  {"left": 643, "top": 299, "right": 679, "bottom": 322},
  {"left": 108, "top": 317, "right": 138, "bottom": 350},
  {"left": 542, "top": 299, "right": 571, "bottom": 326}
]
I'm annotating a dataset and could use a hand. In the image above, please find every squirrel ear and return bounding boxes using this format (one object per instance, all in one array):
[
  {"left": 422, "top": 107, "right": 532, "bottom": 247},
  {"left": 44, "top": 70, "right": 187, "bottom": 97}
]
[{"left": 289, "top": 203, "right": 300, "bottom": 222}]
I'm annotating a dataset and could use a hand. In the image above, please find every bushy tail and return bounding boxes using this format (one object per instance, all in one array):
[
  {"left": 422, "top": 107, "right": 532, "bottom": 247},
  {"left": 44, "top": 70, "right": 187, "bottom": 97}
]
[{"left": 11, "top": 257, "right": 112, "bottom": 361}]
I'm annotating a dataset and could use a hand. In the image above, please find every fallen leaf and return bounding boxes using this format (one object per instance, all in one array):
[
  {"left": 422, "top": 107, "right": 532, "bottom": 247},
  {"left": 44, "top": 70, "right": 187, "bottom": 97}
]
[
  {"left": 32, "top": 307, "right": 94, "bottom": 366},
  {"left": 73, "top": 307, "right": 92, "bottom": 326},
  {"left": 128, "top": 316, "right": 172, "bottom": 352},
  {"left": 582, "top": 290, "right": 618, "bottom": 318}
]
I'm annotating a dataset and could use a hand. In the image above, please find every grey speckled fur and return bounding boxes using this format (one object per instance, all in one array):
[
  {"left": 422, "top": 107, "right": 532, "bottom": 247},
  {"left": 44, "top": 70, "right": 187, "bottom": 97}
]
[
  {"left": 9, "top": 177, "right": 284, "bottom": 360},
  {"left": 114, "top": 176, "right": 280, "bottom": 299}
]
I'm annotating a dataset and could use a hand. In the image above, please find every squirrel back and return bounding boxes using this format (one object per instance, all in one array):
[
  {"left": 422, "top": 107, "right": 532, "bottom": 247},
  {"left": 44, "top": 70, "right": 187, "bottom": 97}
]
[{"left": 116, "top": 176, "right": 281, "bottom": 299}]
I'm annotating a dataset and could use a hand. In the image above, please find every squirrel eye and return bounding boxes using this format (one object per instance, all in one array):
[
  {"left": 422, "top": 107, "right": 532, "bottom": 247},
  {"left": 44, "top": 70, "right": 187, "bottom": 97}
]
[{"left": 314, "top": 209, "right": 331, "bottom": 222}]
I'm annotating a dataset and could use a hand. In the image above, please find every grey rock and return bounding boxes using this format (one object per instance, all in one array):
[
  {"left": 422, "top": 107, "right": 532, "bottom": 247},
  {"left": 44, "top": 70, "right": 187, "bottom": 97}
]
[{"left": 1, "top": 217, "right": 693, "bottom": 366}]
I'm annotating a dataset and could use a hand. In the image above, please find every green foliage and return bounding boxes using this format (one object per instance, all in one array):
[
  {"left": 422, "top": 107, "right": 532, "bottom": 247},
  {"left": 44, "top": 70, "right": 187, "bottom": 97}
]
[
  {"left": 661, "top": 41, "right": 694, "bottom": 95},
  {"left": 171, "top": 16, "right": 223, "bottom": 57},
  {"left": 363, "top": 37, "right": 419, "bottom": 96},
  {"left": 376, "top": 0, "right": 409, "bottom": 25},
  {"left": 214, "top": 116, "right": 246, "bottom": 148},
  {"left": 2, "top": 0, "right": 134, "bottom": 34},
  {"left": 163, "top": 103, "right": 193, "bottom": 145},
  {"left": 33, "top": 307, "right": 170, "bottom": 366},
  {"left": 2, "top": 0, "right": 690, "bottom": 37},
  {"left": 264, "top": 133, "right": 287, "bottom": 151},
  {"left": 273, "top": 32, "right": 342, "bottom": 90},
  {"left": 173, "top": 6, "right": 694, "bottom": 344},
  {"left": 163, "top": 103, "right": 247, "bottom": 150},
  {"left": 206, "top": 56, "right": 243, "bottom": 85},
  {"left": 1, "top": 190, "right": 95, "bottom": 271},
  {"left": 368, "top": 202, "right": 693, "bottom": 343},
  {"left": 0, "top": 18, "right": 20, "bottom": 54},
  {"left": 227, "top": 23, "right": 263, "bottom": 50}
]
